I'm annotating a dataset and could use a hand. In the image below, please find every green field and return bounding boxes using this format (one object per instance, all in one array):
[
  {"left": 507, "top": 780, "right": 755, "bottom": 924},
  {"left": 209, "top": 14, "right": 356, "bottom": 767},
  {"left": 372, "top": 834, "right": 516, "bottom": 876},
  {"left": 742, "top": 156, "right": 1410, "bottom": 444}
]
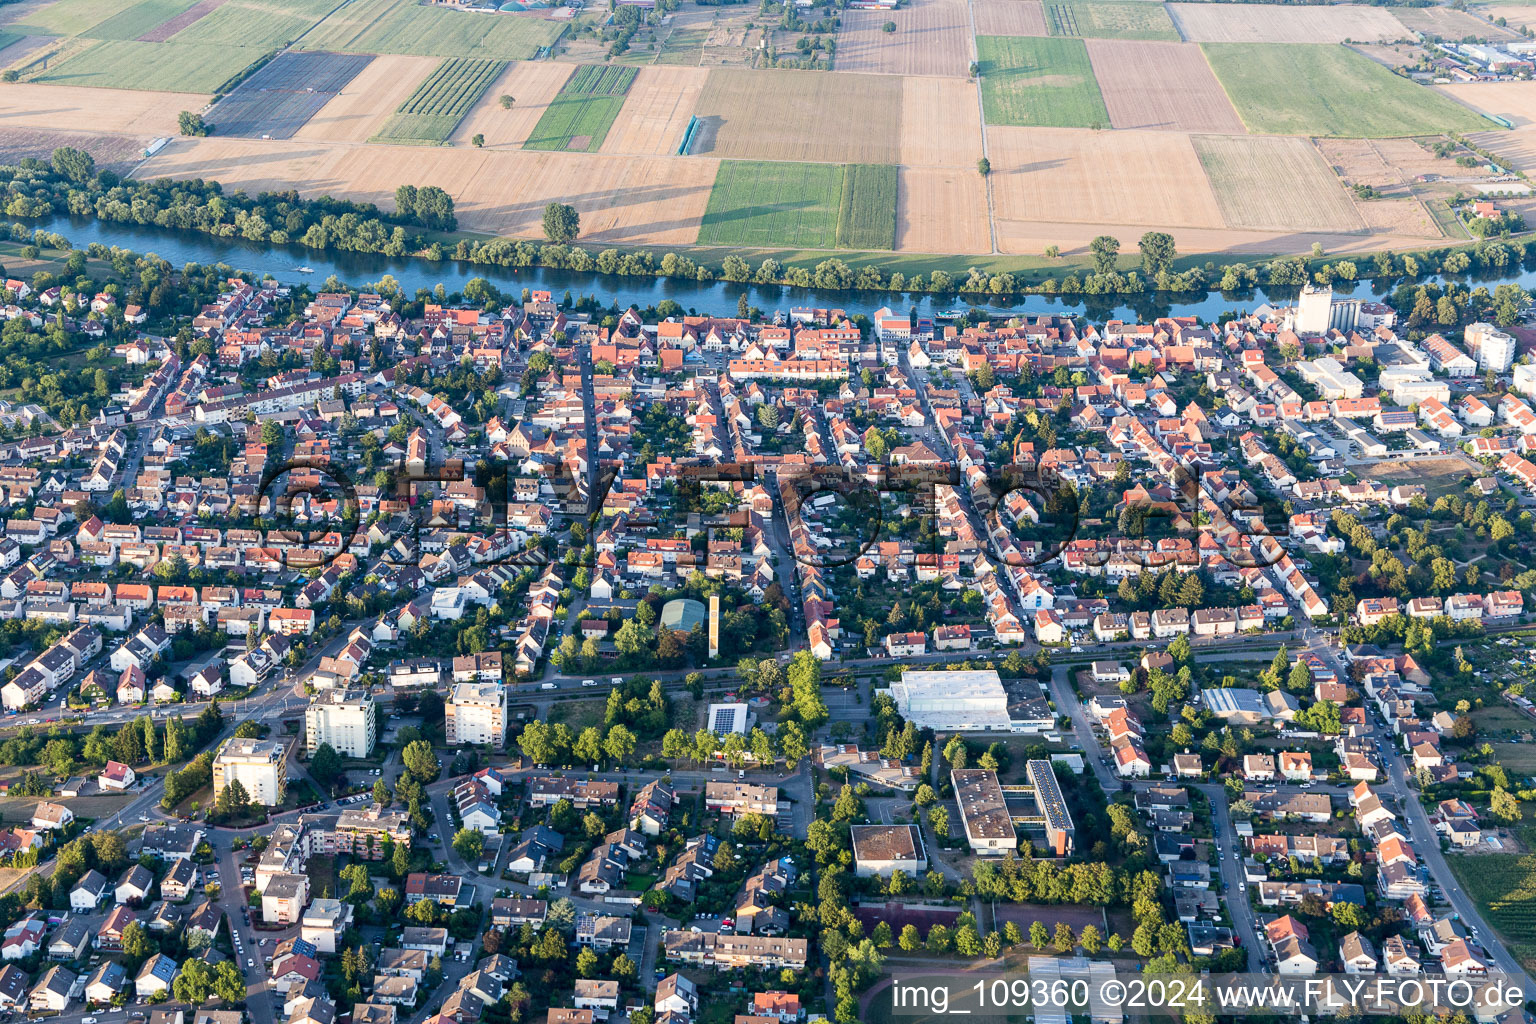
[
  {"left": 371, "top": 56, "right": 507, "bottom": 144},
  {"left": 82, "top": 0, "right": 202, "bottom": 40},
  {"left": 1202, "top": 43, "right": 1491, "bottom": 137},
  {"left": 1444, "top": 849, "right": 1536, "bottom": 973},
  {"left": 34, "top": 39, "right": 248, "bottom": 91},
  {"left": 299, "top": 0, "right": 565, "bottom": 59},
  {"left": 9, "top": 0, "right": 143, "bottom": 35},
  {"left": 697, "top": 160, "right": 897, "bottom": 250},
  {"left": 976, "top": 35, "right": 1110, "bottom": 127},
  {"left": 523, "top": 64, "right": 636, "bottom": 152},
  {"left": 1046, "top": 1, "right": 1179, "bottom": 40},
  {"left": 836, "top": 164, "right": 898, "bottom": 250},
  {"left": 167, "top": 0, "right": 337, "bottom": 50},
  {"left": 657, "top": 26, "right": 706, "bottom": 64}
]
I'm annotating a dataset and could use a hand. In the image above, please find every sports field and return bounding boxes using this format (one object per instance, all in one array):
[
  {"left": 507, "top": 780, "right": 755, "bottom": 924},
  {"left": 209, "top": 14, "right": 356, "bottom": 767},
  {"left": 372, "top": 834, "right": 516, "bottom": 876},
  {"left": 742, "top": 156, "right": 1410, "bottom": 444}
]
[
  {"left": 1168, "top": 3, "right": 1407, "bottom": 43},
  {"left": 1193, "top": 134, "right": 1364, "bottom": 232},
  {"left": 371, "top": 56, "right": 506, "bottom": 144},
  {"left": 298, "top": 0, "right": 564, "bottom": 59},
  {"left": 209, "top": 51, "right": 373, "bottom": 139},
  {"left": 697, "top": 160, "right": 897, "bottom": 249},
  {"left": 1046, "top": 1, "right": 1178, "bottom": 40},
  {"left": 1203, "top": 43, "right": 1491, "bottom": 137},
  {"left": 835, "top": 0, "right": 972, "bottom": 76},
  {"left": 1086, "top": 40, "right": 1242, "bottom": 132},
  {"left": 691, "top": 68, "right": 904, "bottom": 164},
  {"left": 81, "top": 0, "right": 201, "bottom": 40},
  {"left": 523, "top": 64, "right": 636, "bottom": 152},
  {"left": 34, "top": 38, "right": 247, "bottom": 91},
  {"left": 976, "top": 35, "right": 1109, "bottom": 128}
]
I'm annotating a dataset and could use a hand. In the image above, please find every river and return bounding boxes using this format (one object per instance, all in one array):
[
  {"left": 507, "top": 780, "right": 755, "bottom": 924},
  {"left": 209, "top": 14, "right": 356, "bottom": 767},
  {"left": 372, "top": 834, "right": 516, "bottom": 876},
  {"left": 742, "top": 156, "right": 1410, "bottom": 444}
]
[{"left": 27, "top": 213, "right": 1536, "bottom": 322}]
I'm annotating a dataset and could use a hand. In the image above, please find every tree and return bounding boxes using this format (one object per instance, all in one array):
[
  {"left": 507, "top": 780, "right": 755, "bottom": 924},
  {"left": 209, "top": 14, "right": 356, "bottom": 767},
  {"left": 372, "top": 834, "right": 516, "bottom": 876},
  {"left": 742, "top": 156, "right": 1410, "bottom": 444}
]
[
  {"left": 499, "top": 94, "right": 515, "bottom": 108},
  {"left": 309, "top": 743, "right": 344, "bottom": 792},
  {"left": 1089, "top": 235, "right": 1120, "bottom": 275},
  {"left": 215, "top": 777, "right": 251, "bottom": 817},
  {"left": 51, "top": 146, "right": 96, "bottom": 183},
  {"left": 212, "top": 961, "right": 245, "bottom": 1003},
  {"left": 174, "top": 959, "right": 214, "bottom": 1003},
  {"left": 452, "top": 828, "right": 485, "bottom": 861},
  {"left": 1490, "top": 786, "right": 1522, "bottom": 823},
  {"left": 898, "top": 924, "right": 921, "bottom": 951},
  {"left": 471, "top": 133, "right": 485, "bottom": 148},
  {"left": 787, "top": 651, "right": 828, "bottom": 726},
  {"left": 603, "top": 724, "right": 637, "bottom": 763},
  {"left": 1138, "top": 231, "right": 1176, "bottom": 278},
  {"left": 178, "top": 111, "right": 210, "bottom": 137},
  {"left": 1080, "top": 924, "right": 1102, "bottom": 954},
  {"left": 1054, "top": 921, "right": 1076, "bottom": 951},
  {"left": 121, "top": 921, "right": 155, "bottom": 963},
  {"left": 944, "top": 734, "right": 968, "bottom": 771},
  {"left": 575, "top": 947, "right": 600, "bottom": 977},
  {"left": 1029, "top": 920, "right": 1050, "bottom": 950},
  {"left": 977, "top": 157, "right": 991, "bottom": 176},
  {"left": 543, "top": 202, "right": 580, "bottom": 243},
  {"left": 373, "top": 778, "right": 391, "bottom": 806},
  {"left": 574, "top": 727, "right": 603, "bottom": 765},
  {"left": 402, "top": 739, "right": 441, "bottom": 782}
]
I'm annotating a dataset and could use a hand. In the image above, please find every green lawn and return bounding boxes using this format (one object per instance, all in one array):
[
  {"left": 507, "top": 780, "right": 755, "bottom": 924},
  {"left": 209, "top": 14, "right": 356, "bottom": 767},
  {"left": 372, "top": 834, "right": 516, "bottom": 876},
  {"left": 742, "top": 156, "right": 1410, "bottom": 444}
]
[
  {"left": 82, "top": 0, "right": 203, "bottom": 40},
  {"left": 371, "top": 56, "right": 507, "bottom": 144},
  {"left": 34, "top": 39, "right": 252, "bottom": 91},
  {"left": 836, "top": 163, "right": 898, "bottom": 250},
  {"left": 165, "top": 0, "right": 337, "bottom": 49},
  {"left": 698, "top": 161, "right": 843, "bottom": 247},
  {"left": 1202, "top": 42, "right": 1493, "bottom": 137},
  {"left": 976, "top": 35, "right": 1110, "bottom": 128},
  {"left": 300, "top": 0, "right": 565, "bottom": 59},
  {"left": 1046, "top": 1, "right": 1178, "bottom": 40},
  {"left": 9, "top": 0, "right": 143, "bottom": 35},
  {"left": 523, "top": 64, "right": 636, "bottom": 152}
]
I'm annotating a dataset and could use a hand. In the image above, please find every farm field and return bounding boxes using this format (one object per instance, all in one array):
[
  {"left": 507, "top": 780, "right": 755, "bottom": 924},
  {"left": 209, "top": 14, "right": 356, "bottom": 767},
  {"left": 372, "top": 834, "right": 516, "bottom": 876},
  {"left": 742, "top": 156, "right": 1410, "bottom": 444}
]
[
  {"left": 1193, "top": 134, "right": 1365, "bottom": 232},
  {"left": 0, "top": 80, "right": 200, "bottom": 135},
  {"left": 209, "top": 51, "right": 374, "bottom": 140},
  {"left": 973, "top": 0, "right": 1048, "bottom": 36},
  {"left": 1203, "top": 43, "right": 1491, "bottom": 136},
  {"left": 1465, "top": 123, "right": 1536, "bottom": 173},
  {"left": 0, "top": 33, "right": 49, "bottom": 65},
  {"left": 523, "top": 63, "right": 636, "bottom": 152},
  {"left": 33, "top": 39, "right": 249, "bottom": 91},
  {"left": 988, "top": 126, "right": 1226, "bottom": 230},
  {"left": 835, "top": 0, "right": 971, "bottom": 76},
  {"left": 1444, "top": 849, "right": 1536, "bottom": 973},
  {"left": 1393, "top": 5, "right": 1522, "bottom": 39},
  {"left": 8, "top": 0, "right": 142, "bottom": 35},
  {"left": 370, "top": 56, "right": 507, "bottom": 145},
  {"left": 691, "top": 68, "right": 904, "bottom": 164},
  {"left": 295, "top": 53, "right": 438, "bottom": 143},
  {"left": 901, "top": 76, "right": 984, "bottom": 169},
  {"left": 697, "top": 160, "right": 898, "bottom": 249},
  {"left": 1351, "top": 196, "right": 1444, "bottom": 240},
  {"left": 895, "top": 166, "right": 990, "bottom": 253},
  {"left": 601, "top": 65, "right": 708, "bottom": 156},
  {"left": 698, "top": 8, "right": 762, "bottom": 66},
  {"left": 1317, "top": 136, "right": 1490, "bottom": 187},
  {"left": 448, "top": 60, "right": 572, "bottom": 150},
  {"left": 1085, "top": 39, "right": 1243, "bottom": 132},
  {"left": 1439, "top": 81, "right": 1536, "bottom": 127},
  {"left": 298, "top": 0, "right": 565, "bottom": 59},
  {"left": 976, "top": 35, "right": 1109, "bottom": 128},
  {"left": 0, "top": 126, "right": 151, "bottom": 172},
  {"left": 166, "top": 0, "right": 338, "bottom": 50},
  {"left": 134, "top": 136, "right": 720, "bottom": 243},
  {"left": 137, "top": 0, "right": 225, "bottom": 41},
  {"left": 1045, "top": 1, "right": 1178, "bottom": 40},
  {"left": 836, "top": 164, "right": 899, "bottom": 250},
  {"left": 656, "top": 16, "right": 708, "bottom": 65},
  {"left": 81, "top": 0, "right": 201, "bottom": 40},
  {"left": 1167, "top": 3, "right": 1408, "bottom": 43}
]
